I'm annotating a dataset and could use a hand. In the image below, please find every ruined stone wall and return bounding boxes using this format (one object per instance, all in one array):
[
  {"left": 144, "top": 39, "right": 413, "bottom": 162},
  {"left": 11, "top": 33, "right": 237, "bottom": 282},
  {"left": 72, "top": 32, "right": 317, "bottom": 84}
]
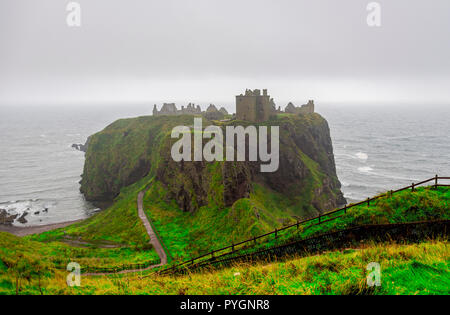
[
  {"left": 298, "top": 101, "right": 314, "bottom": 115},
  {"left": 256, "top": 95, "right": 273, "bottom": 122},
  {"left": 236, "top": 93, "right": 274, "bottom": 122},
  {"left": 236, "top": 95, "right": 257, "bottom": 122}
]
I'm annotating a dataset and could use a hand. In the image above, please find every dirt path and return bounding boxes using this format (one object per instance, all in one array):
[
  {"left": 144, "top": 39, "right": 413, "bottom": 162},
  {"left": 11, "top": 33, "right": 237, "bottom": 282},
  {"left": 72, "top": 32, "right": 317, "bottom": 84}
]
[
  {"left": 0, "top": 219, "right": 84, "bottom": 237},
  {"left": 82, "top": 189, "right": 168, "bottom": 276},
  {"left": 137, "top": 190, "right": 168, "bottom": 266}
]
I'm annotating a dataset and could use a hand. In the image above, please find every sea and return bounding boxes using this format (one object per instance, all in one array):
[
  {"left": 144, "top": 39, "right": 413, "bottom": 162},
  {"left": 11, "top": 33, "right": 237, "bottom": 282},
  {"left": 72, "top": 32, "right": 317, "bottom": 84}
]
[{"left": 0, "top": 103, "right": 449, "bottom": 226}]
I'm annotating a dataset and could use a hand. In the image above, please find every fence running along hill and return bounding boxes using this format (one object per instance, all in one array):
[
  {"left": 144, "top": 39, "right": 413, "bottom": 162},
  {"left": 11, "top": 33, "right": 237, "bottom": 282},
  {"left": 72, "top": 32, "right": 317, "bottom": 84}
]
[
  {"left": 156, "top": 175, "right": 450, "bottom": 275},
  {"left": 176, "top": 219, "right": 449, "bottom": 274}
]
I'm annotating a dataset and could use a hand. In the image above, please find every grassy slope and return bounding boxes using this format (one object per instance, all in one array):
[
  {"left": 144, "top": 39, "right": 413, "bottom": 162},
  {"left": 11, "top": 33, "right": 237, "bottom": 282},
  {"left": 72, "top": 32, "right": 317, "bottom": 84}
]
[
  {"left": 146, "top": 186, "right": 449, "bottom": 264},
  {"left": 271, "top": 186, "right": 450, "bottom": 246},
  {"left": 27, "top": 176, "right": 155, "bottom": 247},
  {"left": 143, "top": 180, "right": 295, "bottom": 261},
  {"left": 1, "top": 176, "right": 161, "bottom": 284},
  {"left": 1, "top": 240, "right": 448, "bottom": 295},
  {"left": 0, "top": 231, "right": 159, "bottom": 294}
]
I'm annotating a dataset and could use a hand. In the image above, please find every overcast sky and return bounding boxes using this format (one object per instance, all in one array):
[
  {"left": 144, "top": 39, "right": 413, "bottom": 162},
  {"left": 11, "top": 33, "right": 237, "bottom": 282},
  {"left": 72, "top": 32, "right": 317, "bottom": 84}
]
[{"left": 1, "top": 0, "right": 450, "bottom": 107}]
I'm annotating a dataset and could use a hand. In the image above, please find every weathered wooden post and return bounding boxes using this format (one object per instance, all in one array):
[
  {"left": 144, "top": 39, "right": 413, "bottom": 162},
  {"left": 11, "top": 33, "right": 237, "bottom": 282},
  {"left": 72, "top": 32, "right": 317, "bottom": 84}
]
[
  {"left": 367, "top": 198, "right": 370, "bottom": 206},
  {"left": 231, "top": 243, "right": 234, "bottom": 252},
  {"left": 344, "top": 205, "right": 347, "bottom": 214},
  {"left": 412, "top": 183, "right": 415, "bottom": 192},
  {"left": 297, "top": 220, "right": 300, "bottom": 229},
  {"left": 435, "top": 174, "right": 438, "bottom": 189},
  {"left": 275, "top": 228, "right": 278, "bottom": 238},
  {"left": 318, "top": 215, "right": 321, "bottom": 224}
]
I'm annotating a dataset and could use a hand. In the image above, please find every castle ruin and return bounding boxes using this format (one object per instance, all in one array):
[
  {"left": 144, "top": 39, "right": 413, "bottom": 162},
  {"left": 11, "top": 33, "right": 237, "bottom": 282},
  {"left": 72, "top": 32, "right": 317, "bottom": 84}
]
[
  {"left": 152, "top": 102, "right": 229, "bottom": 120},
  {"left": 236, "top": 89, "right": 314, "bottom": 122},
  {"left": 235, "top": 89, "right": 276, "bottom": 123},
  {"left": 151, "top": 89, "right": 314, "bottom": 122},
  {"left": 284, "top": 100, "right": 315, "bottom": 115}
]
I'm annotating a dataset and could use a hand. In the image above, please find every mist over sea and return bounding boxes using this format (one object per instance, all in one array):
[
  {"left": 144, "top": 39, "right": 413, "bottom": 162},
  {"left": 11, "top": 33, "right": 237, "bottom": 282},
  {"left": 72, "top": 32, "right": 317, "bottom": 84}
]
[{"left": 0, "top": 103, "right": 449, "bottom": 226}]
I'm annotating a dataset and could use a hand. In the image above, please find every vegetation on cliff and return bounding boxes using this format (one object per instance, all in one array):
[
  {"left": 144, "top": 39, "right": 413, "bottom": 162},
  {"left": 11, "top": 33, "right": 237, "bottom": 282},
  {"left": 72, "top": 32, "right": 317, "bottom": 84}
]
[
  {"left": 80, "top": 113, "right": 345, "bottom": 214},
  {"left": 71, "top": 113, "right": 348, "bottom": 259}
]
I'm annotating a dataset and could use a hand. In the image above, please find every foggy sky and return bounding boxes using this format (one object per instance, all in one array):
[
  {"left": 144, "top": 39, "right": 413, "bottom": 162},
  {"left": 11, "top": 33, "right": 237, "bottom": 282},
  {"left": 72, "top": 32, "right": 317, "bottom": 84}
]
[{"left": 1, "top": 0, "right": 450, "bottom": 108}]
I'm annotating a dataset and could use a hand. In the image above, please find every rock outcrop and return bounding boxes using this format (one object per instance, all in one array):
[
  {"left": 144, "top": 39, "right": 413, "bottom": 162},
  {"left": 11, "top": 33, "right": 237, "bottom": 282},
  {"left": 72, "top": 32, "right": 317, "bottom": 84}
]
[
  {"left": 0, "top": 209, "right": 18, "bottom": 226},
  {"left": 80, "top": 113, "right": 345, "bottom": 219}
]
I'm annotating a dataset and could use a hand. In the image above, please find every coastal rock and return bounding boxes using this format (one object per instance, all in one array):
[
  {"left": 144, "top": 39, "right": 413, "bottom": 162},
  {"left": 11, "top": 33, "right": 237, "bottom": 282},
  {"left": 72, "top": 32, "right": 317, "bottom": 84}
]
[
  {"left": 71, "top": 137, "right": 90, "bottom": 153},
  {"left": 17, "top": 212, "right": 28, "bottom": 224}
]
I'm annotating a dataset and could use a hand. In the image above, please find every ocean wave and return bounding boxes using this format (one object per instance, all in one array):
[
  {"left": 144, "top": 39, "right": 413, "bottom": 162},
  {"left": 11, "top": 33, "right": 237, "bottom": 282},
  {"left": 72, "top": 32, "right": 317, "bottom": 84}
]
[
  {"left": 0, "top": 199, "right": 56, "bottom": 224},
  {"left": 355, "top": 152, "right": 368, "bottom": 161},
  {"left": 357, "top": 166, "right": 374, "bottom": 174}
]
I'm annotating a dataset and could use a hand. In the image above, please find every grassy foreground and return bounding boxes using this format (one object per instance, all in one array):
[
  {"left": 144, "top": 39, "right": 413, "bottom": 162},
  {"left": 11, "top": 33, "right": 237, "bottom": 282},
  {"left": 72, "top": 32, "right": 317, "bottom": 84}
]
[
  {"left": 1, "top": 240, "right": 447, "bottom": 295},
  {"left": 0, "top": 186, "right": 448, "bottom": 294}
]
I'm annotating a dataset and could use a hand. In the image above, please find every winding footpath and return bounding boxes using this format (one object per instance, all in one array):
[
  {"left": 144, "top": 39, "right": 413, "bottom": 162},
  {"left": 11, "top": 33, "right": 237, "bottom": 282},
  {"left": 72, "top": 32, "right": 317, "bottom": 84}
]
[
  {"left": 137, "top": 190, "right": 168, "bottom": 266},
  {"left": 83, "top": 189, "right": 168, "bottom": 276}
]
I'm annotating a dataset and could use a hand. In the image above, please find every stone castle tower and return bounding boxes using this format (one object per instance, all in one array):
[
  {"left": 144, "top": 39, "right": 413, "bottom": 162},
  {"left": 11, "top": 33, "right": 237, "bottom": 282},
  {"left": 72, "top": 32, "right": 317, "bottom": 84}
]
[{"left": 236, "top": 89, "right": 275, "bottom": 123}]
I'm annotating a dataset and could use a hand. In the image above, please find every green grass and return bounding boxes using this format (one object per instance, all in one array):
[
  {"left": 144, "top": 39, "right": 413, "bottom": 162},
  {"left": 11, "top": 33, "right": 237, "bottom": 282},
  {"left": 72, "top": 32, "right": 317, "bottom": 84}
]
[{"left": 2, "top": 240, "right": 447, "bottom": 295}]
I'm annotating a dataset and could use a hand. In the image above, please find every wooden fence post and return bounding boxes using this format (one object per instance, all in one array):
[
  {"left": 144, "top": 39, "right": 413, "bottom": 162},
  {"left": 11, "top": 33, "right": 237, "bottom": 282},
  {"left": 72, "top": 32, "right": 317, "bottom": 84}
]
[
  {"left": 412, "top": 183, "right": 415, "bottom": 192},
  {"left": 367, "top": 198, "right": 370, "bottom": 206},
  {"left": 318, "top": 216, "right": 321, "bottom": 224},
  {"left": 297, "top": 220, "right": 300, "bottom": 229},
  {"left": 254, "top": 236, "right": 257, "bottom": 244},
  {"left": 231, "top": 243, "right": 234, "bottom": 252},
  {"left": 435, "top": 174, "right": 438, "bottom": 189},
  {"left": 275, "top": 228, "right": 278, "bottom": 238}
]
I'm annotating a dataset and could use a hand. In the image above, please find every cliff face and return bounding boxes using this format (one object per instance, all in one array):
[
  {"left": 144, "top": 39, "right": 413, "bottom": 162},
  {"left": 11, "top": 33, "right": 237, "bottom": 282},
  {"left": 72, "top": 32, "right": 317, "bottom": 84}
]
[{"left": 80, "top": 113, "right": 345, "bottom": 218}]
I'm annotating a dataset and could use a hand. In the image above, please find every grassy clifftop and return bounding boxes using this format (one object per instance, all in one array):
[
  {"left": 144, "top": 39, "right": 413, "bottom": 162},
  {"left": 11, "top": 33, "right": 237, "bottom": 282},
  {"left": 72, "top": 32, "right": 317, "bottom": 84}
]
[{"left": 80, "top": 113, "right": 344, "bottom": 216}]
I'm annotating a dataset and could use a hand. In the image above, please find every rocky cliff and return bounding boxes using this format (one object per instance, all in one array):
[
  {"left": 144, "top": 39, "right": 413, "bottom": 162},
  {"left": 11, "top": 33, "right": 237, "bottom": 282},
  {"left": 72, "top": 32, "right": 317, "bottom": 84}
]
[{"left": 80, "top": 113, "right": 345, "bottom": 219}]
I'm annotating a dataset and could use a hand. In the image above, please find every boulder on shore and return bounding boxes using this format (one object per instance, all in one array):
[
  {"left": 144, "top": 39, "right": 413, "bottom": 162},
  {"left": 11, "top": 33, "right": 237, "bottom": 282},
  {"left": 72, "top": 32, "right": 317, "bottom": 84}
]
[
  {"left": 17, "top": 212, "right": 28, "bottom": 224},
  {"left": 0, "top": 209, "right": 18, "bottom": 226}
]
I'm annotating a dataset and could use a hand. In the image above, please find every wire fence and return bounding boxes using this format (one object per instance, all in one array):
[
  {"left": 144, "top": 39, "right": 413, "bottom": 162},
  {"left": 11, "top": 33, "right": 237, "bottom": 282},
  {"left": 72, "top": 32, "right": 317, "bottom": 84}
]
[{"left": 54, "top": 258, "right": 161, "bottom": 274}]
